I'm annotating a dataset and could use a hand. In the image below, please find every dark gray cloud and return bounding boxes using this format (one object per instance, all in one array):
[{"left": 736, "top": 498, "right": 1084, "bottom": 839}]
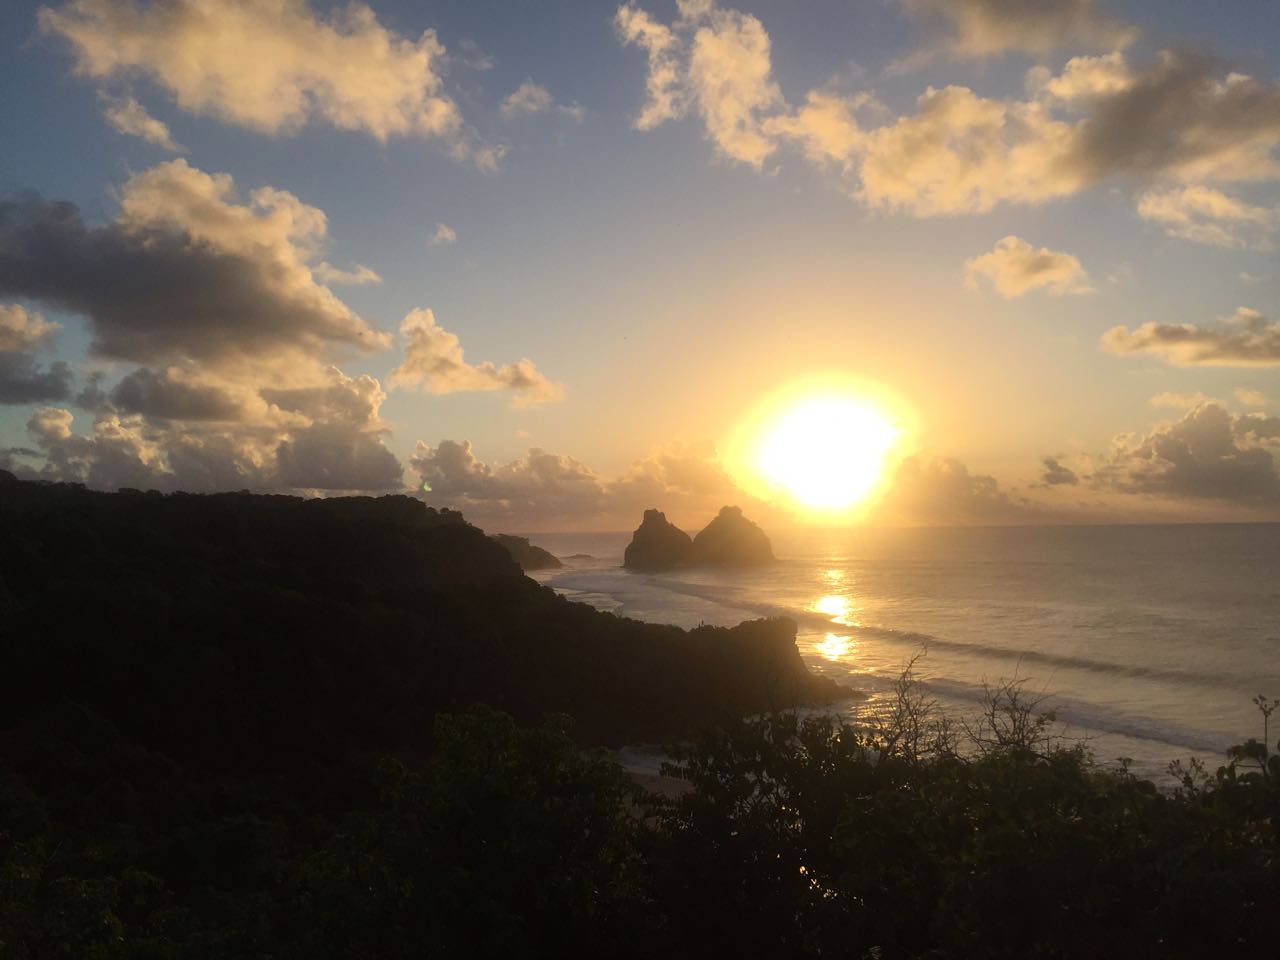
[
  {"left": 0, "top": 352, "right": 72, "bottom": 404},
  {"left": 1104, "top": 308, "right": 1280, "bottom": 367},
  {"left": 110, "top": 367, "right": 245, "bottom": 421},
  {"left": 1065, "top": 52, "right": 1280, "bottom": 183},
  {"left": 1095, "top": 402, "right": 1280, "bottom": 502},
  {"left": 1040, "top": 456, "right": 1080, "bottom": 486},
  {"left": 0, "top": 195, "right": 382, "bottom": 368}
]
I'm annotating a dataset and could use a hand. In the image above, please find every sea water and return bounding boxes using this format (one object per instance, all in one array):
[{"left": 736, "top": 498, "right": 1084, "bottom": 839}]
[{"left": 527, "top": 524, "right": 1280, "bottom": 782}]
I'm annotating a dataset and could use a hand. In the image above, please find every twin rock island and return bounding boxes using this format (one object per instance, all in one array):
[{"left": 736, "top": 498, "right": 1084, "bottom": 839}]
[{"left": 623, "top": 506, "right": 775, "bottom": 571}]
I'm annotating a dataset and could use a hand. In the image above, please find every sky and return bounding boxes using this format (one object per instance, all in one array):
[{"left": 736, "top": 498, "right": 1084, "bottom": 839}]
[{"left": 3, "top": 0, "right": 1280, "bottom": 531}]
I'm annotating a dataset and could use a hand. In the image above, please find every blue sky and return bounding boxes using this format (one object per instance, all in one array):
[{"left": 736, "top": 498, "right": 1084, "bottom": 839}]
[{"left": 2, "top": 1, "right": 1280, "bottom": 529}]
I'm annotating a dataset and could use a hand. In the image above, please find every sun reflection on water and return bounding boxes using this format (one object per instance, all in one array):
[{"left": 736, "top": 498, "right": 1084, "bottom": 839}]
[
  {"left": 816, "top": 633, "right": 854, "bottom": 661},
  {"left": 814, "top": 594, "right": 857, "bottom": 625}
]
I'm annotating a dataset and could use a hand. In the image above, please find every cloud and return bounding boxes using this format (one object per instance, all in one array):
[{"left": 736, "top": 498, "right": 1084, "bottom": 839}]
[
  {"left": 101, "top": 95, "right": 183, "bottom": 151},
  {"left": 409, "top": 437, "right": 752, "bottom": 531},
  {"left": 388, "top": 308, "right": 563, "bottom": 408},
  {"left": 313, "top": 262, "right": 382, "bottom": 285},
  {"left": 109, "top": 366, "right": 247, "bottom": 421},
  {"left": 1039, "top": 456, "right": 1079, "bottom": 486},
  {"left": 0, "top": 354, "right": 73, "bottom": 405},
  {"left": 268, "top": 370, "right": 403, "bottom": 491},
  {"left": 500, "top": 80, "right": 584, "bottom": 121},
  {"left": 0, "top": 160, "right": 389, "bottom": 369},
  {"left": 1094, "top": 402, "right": 1280, "bottom": 503},
  {"left": 1137, "top": 185, "right": 1278, "bottom": 247},
  {"left": 683, "top": 1, "right": 783, "bottom": 167},
  {"left": 39, "top": 0, "right": 493, "bottom": 162},
  {"left": 407, "top": 434, "right": 1044, "bottom": 531},
  {"left": 1104, "top": 308, "right": 1280, "bottom": 367},
  {"left": 616, "top": 0, "right": 784, "bottom": 167},
  {"left": 861, "top": 51, "right": 1280, "bottom": 215},
  {"left": 0, "top": 304, "right": 72, "bottom": 404},
  {"left": 964, "top": 236, "right": 1092, "bottom": 298},
  {"left": 853, "top": 85, "right": 1083, "bottom": 214},
  {"left": 618, "top": 5, "right": 1280, "bottom": 216},
  {"left": 0, "top": 163, "right": 413, "bottom": 492},
  {"left": 614, "top": 2, "right": 683, "bottom": 130},
  {"left": 1236, "top": 387, "right": 1268, "bottom": 407},
  {"left": 1056, "top": 52, "right": 1280, "bottom": 185},
  {"left": 878, "top": 455, "right": 1031, "bottom": 524},
  {"left": 0, "top": 304, "right": 59, "bottom": 352},
  {"left": 24, "top": 366, "right": 404, "bottom": 493},
  {"left": 1150, "top": 391, "right": 1215, "bottom": 410},
  {"left": 24, "top": 406, "right": 165, "bottom": 490},
  {"left": 897, "top": 0, "right": 1136, "bottom": 61},
  {"left": 431, "top": 222, "right": 457, "bottom": 246}
]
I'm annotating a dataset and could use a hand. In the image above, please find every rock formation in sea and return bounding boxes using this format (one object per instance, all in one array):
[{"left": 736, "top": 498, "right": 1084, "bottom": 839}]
[
  {"left": 691, "top": 505, "right": 775, "bottom": 567},
  {"left": 623, "top": 508, "right": 694, "bottom": 570},
  {"left": 623, "top": 505, "right": 775, "bottom": 570},
  {"left": 491, "top": 534, "right": 563, "bottom": 571}
]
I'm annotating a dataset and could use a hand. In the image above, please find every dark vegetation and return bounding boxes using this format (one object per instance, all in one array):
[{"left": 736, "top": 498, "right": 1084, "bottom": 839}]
[{"left": 3, "top": 472, "right": 1279, "bottom": 956}]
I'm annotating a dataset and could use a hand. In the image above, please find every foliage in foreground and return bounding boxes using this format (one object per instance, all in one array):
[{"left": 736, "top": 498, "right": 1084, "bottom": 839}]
[{"left": 4, "top": 680, "right": 1280, "bottom": 959}]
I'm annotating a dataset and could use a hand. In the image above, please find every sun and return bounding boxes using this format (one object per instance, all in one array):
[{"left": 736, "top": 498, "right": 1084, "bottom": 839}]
[{"left": 727, "top": 383, "right": 910, "bottom": 518}]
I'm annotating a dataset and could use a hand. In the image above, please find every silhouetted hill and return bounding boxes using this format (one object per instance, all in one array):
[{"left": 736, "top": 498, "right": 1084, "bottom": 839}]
[
  {"left": 491, "top": 533, "right": 563, "bottom": 570},
  {"left": 0, "top": 471, "right": 843, "bottom": 765}
]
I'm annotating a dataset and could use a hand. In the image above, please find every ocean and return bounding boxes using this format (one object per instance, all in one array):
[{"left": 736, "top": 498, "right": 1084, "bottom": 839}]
[{"left": 526, "top": 523, "right": 1280, "bottom": 782}]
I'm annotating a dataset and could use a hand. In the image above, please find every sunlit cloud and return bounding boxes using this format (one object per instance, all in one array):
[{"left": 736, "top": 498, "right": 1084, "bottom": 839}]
[
  {"left": 0, "top": 304, "right": 72, "bottom": 404},
  {"left": 1150, "top": 392, "right": 1216, "bottom": 410},
  {"left": 500, "top": 80, "right": 584, "bottom": 122},
  {"left": 1105, "top": 308, "right": 1280, "bottom": 367},
  {"left": 896, "top": 0, "right": 1136, "bottom": 62},
  {"left": 1138, "top": 186, "right": 1278, "bottom": 248},
  {"left": 617, "top": 0, "right": 784, "bottom": 167},
  {"left": 389, "top": 309, "right": 563, "bottom": 408},
  {"left": 39, "top": 0, "right": 497, "bottom": 164},
  {"left": 431, "top": 222, "right": 458, "bottom": 246},
  {"left": 0, "top": 304, "right": 59, "bottom": 352},
  {"left": 1095, "top": 402, "right": 1280, "bottom": 503},
  {"left": 965, "top": 236, "right": 1092, "bottom": 298},
  {"left": 101, "top": 95, "right": 183, "bottom": 152},
  {"left": 614, "top": 3, "right": 683, "bottom": 130},
  {"left": 618, "top": 5, "right": 1280, "bottom": 216},
  {"left": 1237, "top": 387, "right": 1268, "bottom": 407},
  {"left": 409, "top": 437, "right": 751, "bottom": 531},
  {"left": 0, "top": 162, "right": 406, "bottom": 492},
  {"left": 314, "top": 262, "right": 382, "bottom": 286}
]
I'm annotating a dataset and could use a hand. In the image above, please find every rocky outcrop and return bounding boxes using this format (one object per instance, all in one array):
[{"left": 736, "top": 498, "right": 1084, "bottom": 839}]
[
  {"left": 623, "top": 509, "right": 695, "bottom": 570},
  {"left": 623, "top": 505, "right": 776, "bottom": 570},
  {"left": 692, "top": 505, "right": 775, "bottom": 567},
  {"left": 491, "top": 534, "right": 563, "bottom": 571}
]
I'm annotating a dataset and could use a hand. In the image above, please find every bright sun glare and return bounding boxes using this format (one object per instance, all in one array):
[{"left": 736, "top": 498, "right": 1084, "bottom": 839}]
[{"left": 730, "top": 387, "right": 907, "bottom": 517}]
